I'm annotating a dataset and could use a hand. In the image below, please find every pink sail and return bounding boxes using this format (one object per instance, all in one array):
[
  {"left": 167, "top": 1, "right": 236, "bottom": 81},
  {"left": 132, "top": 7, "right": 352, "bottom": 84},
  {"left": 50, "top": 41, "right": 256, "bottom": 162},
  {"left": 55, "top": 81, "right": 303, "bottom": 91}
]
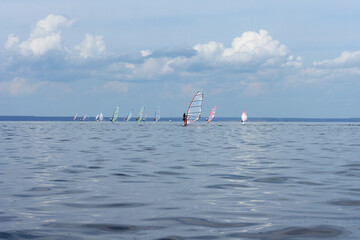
[{"left": 241, "top": 111, "right": 248, "bottom": 123}]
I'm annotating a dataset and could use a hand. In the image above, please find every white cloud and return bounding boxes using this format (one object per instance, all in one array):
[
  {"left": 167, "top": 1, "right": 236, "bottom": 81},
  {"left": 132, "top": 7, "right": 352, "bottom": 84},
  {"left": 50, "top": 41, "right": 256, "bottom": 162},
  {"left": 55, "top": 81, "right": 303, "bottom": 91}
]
[
  {"left": 20, "top": 32, "right": 62, "bottom": 56},
  {"left": 0, "top": 78, "right": 47, "bottom": 96},
  {"left": 116, "top": 30, "right": 292, "bottom": 82},
  {"left": 30, "top": 14, "right": 70, "bottom": 38},
  {"left": 5, "top": 34, "right": 19, "bottom": 49},
  {"left": 282, "top": 55, "right": 303, "bottom": 68},
  {"left": 5, "top": 14, "right": 73, "bottom": 56},
  {"left": 103, "top": 81, "right": 129, "bottom": 93},
  {"left": 141, "top": 50, "right": 152, "bottom": 57},
  {"left": 75, "top": 34, "right": 106, "bottom": 59},
  {"left": 191, "top": 30, "right": 289, "bottom": 67},
  {"left": 314, "top": 50, "right": 360, "bottom": 68}
]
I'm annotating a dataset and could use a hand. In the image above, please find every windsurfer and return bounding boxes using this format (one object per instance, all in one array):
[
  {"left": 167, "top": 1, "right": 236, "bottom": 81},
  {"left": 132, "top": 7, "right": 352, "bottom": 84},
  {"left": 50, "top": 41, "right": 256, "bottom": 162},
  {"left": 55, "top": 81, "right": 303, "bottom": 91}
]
[{"left": 183, "top": 113, "right": 187, "bottom": 126}]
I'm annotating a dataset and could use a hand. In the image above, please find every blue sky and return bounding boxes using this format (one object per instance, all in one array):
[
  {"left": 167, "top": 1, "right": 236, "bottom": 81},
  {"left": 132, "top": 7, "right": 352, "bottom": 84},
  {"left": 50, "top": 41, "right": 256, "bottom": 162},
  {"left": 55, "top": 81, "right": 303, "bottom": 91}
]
[{"left": 1, "top": 0, "right": 359, "bottom": 118}]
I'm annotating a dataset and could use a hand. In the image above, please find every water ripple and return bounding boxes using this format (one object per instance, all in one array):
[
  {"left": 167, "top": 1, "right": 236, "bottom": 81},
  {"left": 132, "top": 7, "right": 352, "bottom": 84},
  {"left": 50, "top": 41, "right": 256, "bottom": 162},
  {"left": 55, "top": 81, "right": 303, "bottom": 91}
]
[
  {"left": 148, "top": 217, "right": 256, "bottom": 228},
  {"left": 64, "top": 202, "right": 147, "bottom": 208},
  {"left": 228, "top": 225, "right": 346, "bottom": 239}
]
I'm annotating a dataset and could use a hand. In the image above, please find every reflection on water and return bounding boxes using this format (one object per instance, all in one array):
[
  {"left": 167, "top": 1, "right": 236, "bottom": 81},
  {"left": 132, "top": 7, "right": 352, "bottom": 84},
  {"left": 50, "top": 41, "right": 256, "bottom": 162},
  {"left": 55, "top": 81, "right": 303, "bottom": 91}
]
[{"left": 0, "top": 121, "right": 359, "bottom": 239}]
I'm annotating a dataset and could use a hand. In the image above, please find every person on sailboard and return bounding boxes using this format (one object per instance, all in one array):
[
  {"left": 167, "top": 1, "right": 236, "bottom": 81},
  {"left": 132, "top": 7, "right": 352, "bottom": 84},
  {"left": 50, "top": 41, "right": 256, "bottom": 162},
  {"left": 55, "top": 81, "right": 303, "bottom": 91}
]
[
  {"left": 183, "top": 113, "right": 187, "bottom": 126},
  {"left": 136, "top": 117, "right": 139, "bottom": 122}
]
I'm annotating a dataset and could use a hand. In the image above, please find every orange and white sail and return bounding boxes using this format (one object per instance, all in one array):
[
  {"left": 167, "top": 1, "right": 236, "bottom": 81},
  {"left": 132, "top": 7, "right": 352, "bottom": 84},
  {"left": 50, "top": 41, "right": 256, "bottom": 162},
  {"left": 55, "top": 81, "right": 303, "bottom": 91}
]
[
  {"left": 207, "top": 105, "right": 217, "bottom": 123},
  {"left": 73, "top": 113, "right": 78, "bottom": 121}
]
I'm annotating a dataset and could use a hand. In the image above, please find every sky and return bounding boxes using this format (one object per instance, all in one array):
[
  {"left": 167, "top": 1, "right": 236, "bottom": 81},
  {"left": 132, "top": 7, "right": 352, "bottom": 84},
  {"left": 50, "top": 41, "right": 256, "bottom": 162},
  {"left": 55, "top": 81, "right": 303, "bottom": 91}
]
[{"left": 0, "top": 0, "right": 359, "bottom": 118}]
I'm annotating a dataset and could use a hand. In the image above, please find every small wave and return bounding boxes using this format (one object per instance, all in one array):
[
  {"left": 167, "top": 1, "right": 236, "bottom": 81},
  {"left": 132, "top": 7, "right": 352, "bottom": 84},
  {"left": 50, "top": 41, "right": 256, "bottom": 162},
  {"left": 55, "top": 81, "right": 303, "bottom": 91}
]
[
  {"left": 228, "top": 225, "right": 346, "bottom": 239},
  {"left": 328, "top": 199, "right": 360, "bottom": 206},
  {"left": 205, "top": 183, "right": 249, "bottom": 189},
  {"left": 148, "top": 217, "right": 255, "bottom": 228},
  {"left": 44, "top": 222, "right": 161, "bottom": 233},
  {"left": 112, "top": 173, "right": 132, "bottom": 177},
  {"left": 64, "top": 202, "right": 146, "bottom": 208},
  {"left": 254, "top": 177, "right": 288, "bottom": 183},
  {"left": 154, "top": 171, "right": 182, "bottom": 176},
  {"left": 0, "top": 230, "right": 78, "bottom": 240},
  {"left": 211, "top": 174, "right": 253, "bottom": 180}
]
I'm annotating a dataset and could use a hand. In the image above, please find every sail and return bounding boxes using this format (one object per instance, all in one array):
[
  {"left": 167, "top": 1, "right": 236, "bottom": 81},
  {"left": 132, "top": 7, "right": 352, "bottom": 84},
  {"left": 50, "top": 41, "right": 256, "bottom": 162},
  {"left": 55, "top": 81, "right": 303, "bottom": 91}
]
[
  {"left": 154, "top": 106, "right": 160, "bottom": 122},
  {"left": 73, "top": 113, "right": 78, "bottom": 121},
  {"left": 186, "top": 91, "right": 203, "bottom": 125},
  {"left": 112, "top": 107, "right": 119, "bottom": 123},
  {"left": 81, "top": 114, "right": 87, "bottom": 121},
  {"left": 125, "top": 110, "right": 133, "bottom": 122},
  {"left": 144, "top": 112, "right": 148, "bottom": 121},
  {"left": 95, "top": 114, "right": 99, "bottom": 121},
  {"left": 241, "top": 111, "right": 248, "bottom": 123},
  {"left": 137, "top": 106, "right": 145, "bottom": 123},
  {"left": 207, "top": 105, "right": 217, "bottom": 123},
  {"left": 99, "top": 113, "right": 103, "bottom": 121}
]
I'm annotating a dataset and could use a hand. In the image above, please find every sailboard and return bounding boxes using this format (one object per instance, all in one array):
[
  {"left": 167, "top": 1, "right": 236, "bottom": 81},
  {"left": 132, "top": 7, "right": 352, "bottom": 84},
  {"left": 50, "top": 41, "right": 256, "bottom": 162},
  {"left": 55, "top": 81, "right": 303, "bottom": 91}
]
[
  {"left": 207, "top": 105, "right": 217, "bottom": 123},
  {"left": 99, "top": 113, "right": 103, "bottom": 121},
  {"left": 95, "top": 114, "right": 99, "bottom": 121},
  {"left": 241, "top": 111, "right": 248, "bottom": 123},
  {"left": 111, "top": 107, "right": 119, "bottom": 123},
  {"left": 125, "top": 110, "right": 133, "bottom": 122},
  {"left": 185, "top": 91, "right": 203, "bottom": 126},
  {"left": 73, "top": 113, "right": 78, "bottom": 121},
  {"left": 154, "top": 106, "right": 160, "bottom": 122},
  {"left": 81, "top": 114, "right": 87, "bottom": 121},
  {"left": 137, "top": 106, "right": 145, "bottom": 123}
]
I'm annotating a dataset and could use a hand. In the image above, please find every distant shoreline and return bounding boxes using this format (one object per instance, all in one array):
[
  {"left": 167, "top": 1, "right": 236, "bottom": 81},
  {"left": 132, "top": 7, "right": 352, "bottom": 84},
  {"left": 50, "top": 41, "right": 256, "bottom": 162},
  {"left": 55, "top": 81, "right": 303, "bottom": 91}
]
[{"left": 1, "top": 116, "right": 360, "bottom": 122}]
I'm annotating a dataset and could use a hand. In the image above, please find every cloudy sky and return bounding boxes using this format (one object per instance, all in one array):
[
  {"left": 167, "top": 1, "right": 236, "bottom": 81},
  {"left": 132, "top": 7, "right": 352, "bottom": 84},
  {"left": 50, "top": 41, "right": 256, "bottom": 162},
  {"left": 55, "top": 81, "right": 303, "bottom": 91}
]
[{"left": 1, "top": 0, "right": 359, "bottom": 118}]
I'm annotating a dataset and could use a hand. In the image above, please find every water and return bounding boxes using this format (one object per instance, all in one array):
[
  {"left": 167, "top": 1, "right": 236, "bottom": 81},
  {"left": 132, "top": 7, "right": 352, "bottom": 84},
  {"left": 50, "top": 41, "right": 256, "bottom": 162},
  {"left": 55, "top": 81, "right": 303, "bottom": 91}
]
[{"left": 0, "top": 121, "right": 359, "bottom": 239}]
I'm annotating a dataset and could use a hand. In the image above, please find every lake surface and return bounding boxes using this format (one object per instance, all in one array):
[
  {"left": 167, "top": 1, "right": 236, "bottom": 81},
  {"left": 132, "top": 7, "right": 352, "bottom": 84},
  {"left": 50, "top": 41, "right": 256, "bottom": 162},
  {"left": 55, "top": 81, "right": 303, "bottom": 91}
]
[{"left": 0, "top": 121, "right": 359, "bottom": 239}]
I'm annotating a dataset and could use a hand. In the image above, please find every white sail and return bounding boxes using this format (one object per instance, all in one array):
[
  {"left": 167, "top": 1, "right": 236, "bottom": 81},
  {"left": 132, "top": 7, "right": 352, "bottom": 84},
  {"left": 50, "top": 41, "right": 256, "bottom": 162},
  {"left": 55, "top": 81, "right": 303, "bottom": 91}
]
[
  {"left": 81, "top": 114, "right": 87, "bottom": 121},
  {"left": 186, "top": 91, "right": 203, "bottom": 125},
  {"left": 99, "top": 113, "right": 103, "bottom": 121},
  {"left": 125, "top": 110, "right": 133, "bottom": 122},
  {"left": 154, "top": 106, "right": 160, "bottom": 122},
  {"left": 73, "top": 113, "right": 78, "bottom": 121},
  {"left": 95, "top": 114, "right": 99, "bottom": 121},
  {"left": 241, "top": 111, "right": 248, "bottom": 123}
]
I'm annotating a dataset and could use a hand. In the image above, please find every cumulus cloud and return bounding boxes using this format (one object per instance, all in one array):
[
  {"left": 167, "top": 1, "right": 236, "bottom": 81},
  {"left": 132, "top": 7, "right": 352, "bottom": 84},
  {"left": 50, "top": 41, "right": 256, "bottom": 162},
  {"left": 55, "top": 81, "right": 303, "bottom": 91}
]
[
  {"left": 141, "top": 50, "right": 152, "bottom": 57},
  {"left": 0, "top": 78, "right": 47, "bottom": 96},
  {"left": 314, "top": 50, "right": 360, "bottom": 68},
  {"left": 5, "top": 34, "right": 19, "bottom": 49},
  {"left": 75, "top": 34, "right": 106, "bottom": 59},
  {"left": 110, "top": 30, "right": 293, "bottom": 81},
  {"left": 5, "top": 14, "right": 73, "bottom": 56},
  {"left": 191, "top": 30, "right": 289, "bottom": 68},
  {"left": 20, "top": 32, "right": 62, "bottom": 56},
  {"left": 103, "top": 81, "right": 129, "bottom": 93}
]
